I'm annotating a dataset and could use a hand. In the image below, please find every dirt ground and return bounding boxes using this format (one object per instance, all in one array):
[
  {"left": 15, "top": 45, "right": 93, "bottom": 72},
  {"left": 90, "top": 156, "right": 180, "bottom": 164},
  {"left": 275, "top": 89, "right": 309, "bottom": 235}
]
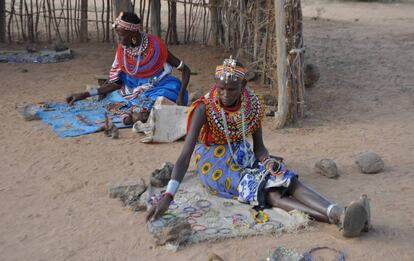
[{"left": 1, "top": 0, "right": 414, "bottom": 260}]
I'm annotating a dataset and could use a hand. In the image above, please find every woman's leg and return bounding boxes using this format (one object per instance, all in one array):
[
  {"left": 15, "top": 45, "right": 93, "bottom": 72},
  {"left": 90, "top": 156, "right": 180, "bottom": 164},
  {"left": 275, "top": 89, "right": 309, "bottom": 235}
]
[
  {"left": 266, "top": 190, "right": 329, "bottom": 222},
  {"left": 289, "top": 178, "right": 342, "bottom": 223}
]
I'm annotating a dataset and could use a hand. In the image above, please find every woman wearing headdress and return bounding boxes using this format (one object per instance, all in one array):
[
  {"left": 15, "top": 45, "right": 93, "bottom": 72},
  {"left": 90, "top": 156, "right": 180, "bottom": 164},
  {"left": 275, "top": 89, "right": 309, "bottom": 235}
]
[
  {"left": 146, "top": 57, "right": 371, "bottom": 237},
  {"left": 66, "top": 12, "right": 190, "bottom": 124}
]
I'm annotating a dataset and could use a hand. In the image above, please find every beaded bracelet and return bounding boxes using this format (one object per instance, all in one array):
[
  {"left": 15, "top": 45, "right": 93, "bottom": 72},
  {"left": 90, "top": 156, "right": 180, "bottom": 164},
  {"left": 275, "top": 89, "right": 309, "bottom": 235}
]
[
  {"left": 88, "top": 88, "right": 99, "bottom": 97},
  {"left": 176, "top": 60, "right": 184, "bottom": 70}
]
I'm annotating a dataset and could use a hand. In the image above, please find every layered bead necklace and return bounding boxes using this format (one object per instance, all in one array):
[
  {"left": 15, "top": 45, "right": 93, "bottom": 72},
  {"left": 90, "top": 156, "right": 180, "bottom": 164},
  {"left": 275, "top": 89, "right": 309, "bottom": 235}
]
[
  {"left": 122, "top": 33, "right": 149, "bottom": 75},
  {"left": 206, "top": 86, "right": 264, "bottom": 144}
]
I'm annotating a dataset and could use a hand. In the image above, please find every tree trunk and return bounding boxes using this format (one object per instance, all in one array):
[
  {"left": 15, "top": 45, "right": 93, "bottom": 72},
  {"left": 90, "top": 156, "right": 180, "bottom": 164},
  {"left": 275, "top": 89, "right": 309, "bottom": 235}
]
[
  {"left": 209, "top": 0, "right": 218, "bottom": 46},
  {"left": 274, "top": 0, "right": 288, "bottom": 128},
  {"left": 150, "top": 0, "right": 161, "bottom": 37},
  {"left": 80, "top": 0, "right": 88, "bottom": 42},
  {"left": 0, "top": 0, "right": 5, "bottom": 43}
]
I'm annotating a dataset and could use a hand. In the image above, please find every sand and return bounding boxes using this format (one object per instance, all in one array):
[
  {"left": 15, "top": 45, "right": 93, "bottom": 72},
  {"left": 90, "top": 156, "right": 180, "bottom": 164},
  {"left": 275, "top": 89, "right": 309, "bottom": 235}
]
[{"left": 0, "top": 0, "right": 413, "bottom": 260}]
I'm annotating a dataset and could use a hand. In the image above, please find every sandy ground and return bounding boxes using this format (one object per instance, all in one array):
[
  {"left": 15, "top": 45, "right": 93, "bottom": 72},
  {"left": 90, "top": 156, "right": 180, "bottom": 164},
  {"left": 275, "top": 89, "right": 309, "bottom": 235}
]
[{"left": 1, "top": 0, "right": 414, "bottom": 260}]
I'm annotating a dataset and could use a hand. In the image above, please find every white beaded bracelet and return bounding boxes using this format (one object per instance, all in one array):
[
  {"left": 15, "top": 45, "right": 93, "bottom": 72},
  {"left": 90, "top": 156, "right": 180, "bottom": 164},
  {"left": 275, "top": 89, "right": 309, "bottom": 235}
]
[
  {"left": 88, "top": 88, "right": 99, "bottom": 97},
  {"left": 166, "top": 179, "right": 180, "bottom": 196}
]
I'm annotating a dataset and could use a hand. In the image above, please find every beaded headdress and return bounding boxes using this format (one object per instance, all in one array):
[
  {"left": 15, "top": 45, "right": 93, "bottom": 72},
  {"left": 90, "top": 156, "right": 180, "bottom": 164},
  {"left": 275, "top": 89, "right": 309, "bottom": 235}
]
[
  {"left": 112, "top": 12, "right": 140, "bottom": 32},
  {"left": 215, "top": 56, "right": 247, "bottom": 83}
]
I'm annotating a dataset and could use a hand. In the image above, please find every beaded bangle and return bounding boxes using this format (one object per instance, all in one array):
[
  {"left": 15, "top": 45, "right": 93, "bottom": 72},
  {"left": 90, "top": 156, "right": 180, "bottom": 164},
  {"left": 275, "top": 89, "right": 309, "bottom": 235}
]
[
  {"left": 254, "top": 210, "right": 269, "bottom": 223},
  {"left": 162, "top": 192, "right": 174, "bottom": 200},
  {"left": 88, "top": 88, "right": 99, "bottom": 97},
  {"left": 166, "top": 179, "right": 180, "bottom": 196},
  {"left": 176, "top": 60, "right": 184, "bottom": 70}
]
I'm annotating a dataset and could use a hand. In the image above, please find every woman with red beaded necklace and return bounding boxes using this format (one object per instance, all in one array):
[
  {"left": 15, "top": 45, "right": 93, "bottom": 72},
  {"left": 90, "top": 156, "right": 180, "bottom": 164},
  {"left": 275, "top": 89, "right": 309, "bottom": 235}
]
[
  {"left": 146, "top": 57, "right": 371, "bottom": 238},
  {"left": 65, "top": 12, "right": 191, "bottom": 124}
]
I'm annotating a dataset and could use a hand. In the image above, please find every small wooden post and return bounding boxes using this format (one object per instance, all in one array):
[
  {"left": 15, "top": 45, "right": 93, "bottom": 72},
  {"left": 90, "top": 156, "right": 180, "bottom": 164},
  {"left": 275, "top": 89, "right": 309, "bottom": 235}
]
[
  {"left": 0, "top": 0, "right": 5, "bottom": 43},
  {"left": 150, "top": 0, "right": 161, "bottom": 37},
  {"left": 80, "top": 0, "right": 88, "bottom": 42},
  {"left": 274, "top": 0, "right": 288, "bottom": 128}
]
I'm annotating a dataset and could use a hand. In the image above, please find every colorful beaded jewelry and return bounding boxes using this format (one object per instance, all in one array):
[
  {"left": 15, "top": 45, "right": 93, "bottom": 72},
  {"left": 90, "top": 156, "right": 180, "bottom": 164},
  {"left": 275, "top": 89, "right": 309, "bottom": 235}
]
[{"left": 205, "top": 85, "right": 265, "bottom": 144}]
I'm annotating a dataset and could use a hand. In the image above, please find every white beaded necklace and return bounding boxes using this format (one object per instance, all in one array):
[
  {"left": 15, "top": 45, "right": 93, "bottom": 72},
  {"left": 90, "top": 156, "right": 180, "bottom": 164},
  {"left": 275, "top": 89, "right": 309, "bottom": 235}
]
[{"left": 122, "top": 34, "right": 145, "bottom": 75}]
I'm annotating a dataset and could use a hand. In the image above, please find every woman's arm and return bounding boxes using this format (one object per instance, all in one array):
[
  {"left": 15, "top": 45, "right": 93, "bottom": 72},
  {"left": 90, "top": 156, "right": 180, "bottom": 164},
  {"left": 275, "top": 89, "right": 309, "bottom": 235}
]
[
  {"left": 145, "top": 103, "right": 206, "bottom": 222},
  {"left": 167, "top": 51, "right": 191, "bottom": 106},
  {"left": 66, "top": 81, "right": 122, "bottom": 105},
  {"left": 252, "top": 127, "right": 270, "bottom": 163}
]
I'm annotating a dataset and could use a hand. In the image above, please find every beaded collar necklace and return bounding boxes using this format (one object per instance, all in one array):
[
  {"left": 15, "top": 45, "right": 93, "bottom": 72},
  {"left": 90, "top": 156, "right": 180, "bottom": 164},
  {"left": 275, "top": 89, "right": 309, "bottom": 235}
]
[
  {"left": 205, "top": 85, "right": 264, "bottom": 145},
  {"left": 122, "top": 33, "right": 148, "bottom": 75}
]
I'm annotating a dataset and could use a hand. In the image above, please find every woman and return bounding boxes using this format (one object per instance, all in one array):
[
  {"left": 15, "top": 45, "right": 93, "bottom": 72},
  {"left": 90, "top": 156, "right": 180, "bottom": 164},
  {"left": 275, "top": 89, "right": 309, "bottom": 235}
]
[
  {"left": 146, "top": 57, "right": 370, "bottom": 237},
  {"left": 66, "top": 12, "right": 190, "bottom": 124}
]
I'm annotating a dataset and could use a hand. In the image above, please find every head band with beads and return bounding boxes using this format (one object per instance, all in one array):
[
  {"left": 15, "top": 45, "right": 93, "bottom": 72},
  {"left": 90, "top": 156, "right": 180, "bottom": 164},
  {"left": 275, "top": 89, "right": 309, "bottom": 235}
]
[
  {"left": 215, "top": 56, "right": 247, "bottom": 83},
  {"left": 112, "top": 12, "right": 140, "bottom": 31}
]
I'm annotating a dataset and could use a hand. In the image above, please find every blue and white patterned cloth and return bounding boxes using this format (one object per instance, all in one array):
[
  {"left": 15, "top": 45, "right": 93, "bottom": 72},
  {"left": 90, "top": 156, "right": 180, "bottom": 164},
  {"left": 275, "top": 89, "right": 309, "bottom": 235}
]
[{"left": 195, "top": 140, "right": 296, "bottom": 206}]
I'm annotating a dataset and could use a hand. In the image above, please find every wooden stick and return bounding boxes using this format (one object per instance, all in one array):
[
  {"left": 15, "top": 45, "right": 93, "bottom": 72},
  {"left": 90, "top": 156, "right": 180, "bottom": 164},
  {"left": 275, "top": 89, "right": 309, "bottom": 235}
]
[
  {"left": 274, "top": 0, "right": 287, "bottom": 128},
  {"left": 93, "top": 0, "right": 99, "bottom": 41},
  {"left": 7, "top": 0, "right": 17, "bottom": 42},
  {"left": 105, "top": 0, "right": 109, "bottom": 42}
]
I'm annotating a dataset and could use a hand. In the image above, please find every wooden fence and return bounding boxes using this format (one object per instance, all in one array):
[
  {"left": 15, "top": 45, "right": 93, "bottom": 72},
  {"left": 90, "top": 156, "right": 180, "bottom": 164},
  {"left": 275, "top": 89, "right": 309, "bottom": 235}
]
[{"left": 0, "top": 0, "right": 305, "bottom": 126}]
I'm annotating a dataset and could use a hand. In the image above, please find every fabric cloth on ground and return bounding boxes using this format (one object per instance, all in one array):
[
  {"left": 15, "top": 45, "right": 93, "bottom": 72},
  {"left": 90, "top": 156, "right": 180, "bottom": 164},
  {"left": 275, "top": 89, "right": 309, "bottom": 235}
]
[
  {"left": 0, "top": 49, "right": 72, "bottom": 63},
  {"left": 144, "top": 174, "right": 309, "bottom": 248},
  {"left": 108, "top": 33, "right": 188, "bottom": 113},
  {"left": 33, "top": 91, "right": 129, "bottom": 137}
]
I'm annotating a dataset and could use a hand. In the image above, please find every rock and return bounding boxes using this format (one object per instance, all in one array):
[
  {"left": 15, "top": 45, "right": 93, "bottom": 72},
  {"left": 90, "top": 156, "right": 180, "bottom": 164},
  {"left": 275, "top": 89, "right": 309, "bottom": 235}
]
[
  {"left": 147, "top": 217, "right": 192, "bottom": 246},
  {"left": 189, "top": 90, "right": 203, "bottom": 104},
  {"left": 304, "top": 63, "right": 320, "bottom": 88},
  {"left": 355, "top": 151, "right": 384, "bottom": 174},
  {"left": 150, "top": 162, "right": 174, "bottom": 187},
  {"left": 109, "top": 177, "right": 146, "bottom": 200},
  {"left": 262, "top": 94, "right": 278, "bottom": 106},
  {"left": 314, "top": 159, "right": 338, "bottom": 178},
  {"left": 127, "top": 200, "right": 147, "bottom": 212}
]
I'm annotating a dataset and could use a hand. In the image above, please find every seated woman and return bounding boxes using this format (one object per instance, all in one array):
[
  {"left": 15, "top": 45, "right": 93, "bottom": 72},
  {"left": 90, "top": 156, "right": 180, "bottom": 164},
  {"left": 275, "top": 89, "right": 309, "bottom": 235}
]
[
  {"left": 146, "top": 57, "right": 370, "bottom": 237},
  {"left": 66, "top": 12, "right": 190, "bottom": 124}
]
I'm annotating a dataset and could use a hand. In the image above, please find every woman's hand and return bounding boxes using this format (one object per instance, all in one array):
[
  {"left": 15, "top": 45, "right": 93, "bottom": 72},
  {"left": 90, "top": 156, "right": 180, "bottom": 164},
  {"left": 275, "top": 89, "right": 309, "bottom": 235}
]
[
  {"left": 66, "top": 92, "right": 89, "bottom": 105},
  {"left": 145, "top": 195, "right": 173, "bottom": 222}
]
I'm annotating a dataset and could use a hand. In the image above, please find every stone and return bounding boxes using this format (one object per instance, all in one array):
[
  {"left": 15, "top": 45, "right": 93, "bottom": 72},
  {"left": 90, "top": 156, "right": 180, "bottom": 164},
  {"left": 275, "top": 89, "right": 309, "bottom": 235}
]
[
  {"left": 189, "top": 90, "right": 203, "bottom": 104},
  {"left": 127, "top": 199, "right": 147, "bottom": 212},
  {"left": 314, "top": 159, "right": 339, "bottom": 178},
  {"left": 109, "top": 177, "right": 146, "bottom": 200},
  {"left": 150, "top": 162, "right": 174, "bottom": 187},
  {"left": 304, "top": 63, "right": 320, "bottom": 88},
  {"left": 355, "top": 151, "right": 384, "bottom": 174},
  {"left": 147, "top": 217, "right": 192, "bottom": 246}
]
